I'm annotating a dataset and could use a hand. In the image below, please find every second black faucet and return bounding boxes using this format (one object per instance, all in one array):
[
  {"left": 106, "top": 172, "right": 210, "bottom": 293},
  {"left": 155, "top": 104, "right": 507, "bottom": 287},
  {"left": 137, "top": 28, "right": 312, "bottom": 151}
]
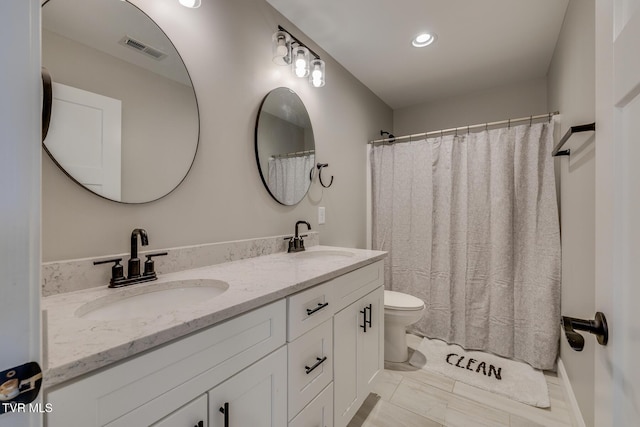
[{"left": 285, "top": 221, "right": 311, "bottom": 253}]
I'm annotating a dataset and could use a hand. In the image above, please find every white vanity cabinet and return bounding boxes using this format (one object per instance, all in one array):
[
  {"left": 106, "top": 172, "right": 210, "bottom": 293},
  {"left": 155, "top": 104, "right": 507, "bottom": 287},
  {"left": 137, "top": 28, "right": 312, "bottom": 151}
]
[
  {"left": 334, "top": 286, "right": 384, "bottom": 427},
  {"left": 286, "top": 260, "right": 384, "bottom": 427},
  {"left": 45, "top": 300, "right": 286, "bottom": 427},
  {"left": 44, "top": 258, "right": 385, "bottom": 427}
]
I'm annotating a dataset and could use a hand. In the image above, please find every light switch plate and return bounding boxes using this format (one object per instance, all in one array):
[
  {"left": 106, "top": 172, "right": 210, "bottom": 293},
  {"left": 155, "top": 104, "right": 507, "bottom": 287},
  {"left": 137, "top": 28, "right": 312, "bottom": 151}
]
[{"left": 318, "top": 207, "right": 326, "bottom": 224}]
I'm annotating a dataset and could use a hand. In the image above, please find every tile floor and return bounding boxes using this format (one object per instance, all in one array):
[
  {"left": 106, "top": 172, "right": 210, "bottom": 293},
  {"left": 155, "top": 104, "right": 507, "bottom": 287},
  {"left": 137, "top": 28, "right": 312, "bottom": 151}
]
[{"left": 348, "top": 334, "right": 576, "bottom": 427}]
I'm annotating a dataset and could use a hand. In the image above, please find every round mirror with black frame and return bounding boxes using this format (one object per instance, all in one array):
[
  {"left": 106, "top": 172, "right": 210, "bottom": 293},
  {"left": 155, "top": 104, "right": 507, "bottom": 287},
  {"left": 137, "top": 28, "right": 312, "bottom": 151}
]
[
  {"left": 42, "top": 0, "right": 199, "bottom": 204},
  {"left": 255, "top": 87, "right": 315, "bottom": 206}
]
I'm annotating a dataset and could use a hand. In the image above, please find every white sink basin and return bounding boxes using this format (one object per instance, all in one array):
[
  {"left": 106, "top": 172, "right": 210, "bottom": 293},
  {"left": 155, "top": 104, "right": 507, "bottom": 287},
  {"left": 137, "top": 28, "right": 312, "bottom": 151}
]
[
  {"left": 294, "top": 250, "right": 356, "bottom": 259},
  {"left": 76, "top": 279, "right": 229, "bottom": 321}
]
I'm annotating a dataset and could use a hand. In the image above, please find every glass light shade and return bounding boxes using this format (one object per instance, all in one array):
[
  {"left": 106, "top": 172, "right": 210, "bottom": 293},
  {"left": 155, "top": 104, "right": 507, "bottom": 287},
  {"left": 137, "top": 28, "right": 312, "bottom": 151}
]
[
  {"left": 272, "top": 31, "right": 291, "bottom": 65},
  {"left": 309, "top": 58, "right": 325, "bottom": 87},
  {"left": 179, "top": 0, "right": 201, "bottom": 8},
  {"left": 292, "top": 46, "right": 310, "bottom": 78}
]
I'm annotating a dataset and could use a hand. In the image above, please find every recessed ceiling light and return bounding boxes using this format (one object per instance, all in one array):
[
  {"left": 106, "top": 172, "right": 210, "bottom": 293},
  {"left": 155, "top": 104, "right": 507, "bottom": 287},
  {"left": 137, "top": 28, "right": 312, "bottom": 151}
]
[{"left": 412, "top": 32, "right": 436, "bottom": 48}]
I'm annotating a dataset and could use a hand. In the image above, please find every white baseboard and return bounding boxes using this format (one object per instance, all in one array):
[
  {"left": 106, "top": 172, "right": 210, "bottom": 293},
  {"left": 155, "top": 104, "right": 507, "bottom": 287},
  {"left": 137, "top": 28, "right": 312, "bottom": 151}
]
[{"left": 557, "top": 358, "right": 587, "bottom": 427}]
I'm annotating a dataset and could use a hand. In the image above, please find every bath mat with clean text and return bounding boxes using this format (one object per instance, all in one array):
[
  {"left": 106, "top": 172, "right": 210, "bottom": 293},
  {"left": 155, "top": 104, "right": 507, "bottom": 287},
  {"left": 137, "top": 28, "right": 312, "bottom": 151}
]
[{"left": 409, "top": 337, "right": 550, "bottom": 408}]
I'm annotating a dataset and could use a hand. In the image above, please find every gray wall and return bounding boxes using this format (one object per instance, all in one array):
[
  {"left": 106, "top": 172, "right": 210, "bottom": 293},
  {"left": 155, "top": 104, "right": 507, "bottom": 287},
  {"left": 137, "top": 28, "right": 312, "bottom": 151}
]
[
  {"left": 547, "top": 0, "right": 596, "bottom": 425},
  {"left": 42, "top": 0, "right": 392, "bottom": 261},
  {"left": 393, "top": 78, "right": 548, "bottom": 136}
]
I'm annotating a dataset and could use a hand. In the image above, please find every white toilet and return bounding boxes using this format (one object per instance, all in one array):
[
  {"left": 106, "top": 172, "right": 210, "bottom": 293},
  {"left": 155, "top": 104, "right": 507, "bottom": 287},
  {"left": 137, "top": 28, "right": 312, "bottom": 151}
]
[{"left": 384, "top": 290, "right": 425, "bottom": 362}]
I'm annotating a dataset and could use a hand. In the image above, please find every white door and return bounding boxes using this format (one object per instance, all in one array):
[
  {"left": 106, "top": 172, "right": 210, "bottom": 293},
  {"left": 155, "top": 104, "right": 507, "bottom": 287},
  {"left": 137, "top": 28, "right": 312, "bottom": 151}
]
[
  {"left": 45, "top": 83, "right": 122, "bottom": 200},
  {"left": 152, "top": 395, "right": 207, "bottom": 427},
  {"left": 595, "top": 0, "right": 640, "bottom": 425},
  {"left": 333, "top": 299, "right": 361, "bottom": 427},
  {"left": 208, "top": 347, "right": 287, "bottom": 427},
  {"left": 0, "top": 1, "right": 42, "bottom": 427},
  {"left": 334, "top": 288, "right": 382, "bottom": 427},
  {"left": 359, "top": 287, "right": 383, "bottom": 393}
]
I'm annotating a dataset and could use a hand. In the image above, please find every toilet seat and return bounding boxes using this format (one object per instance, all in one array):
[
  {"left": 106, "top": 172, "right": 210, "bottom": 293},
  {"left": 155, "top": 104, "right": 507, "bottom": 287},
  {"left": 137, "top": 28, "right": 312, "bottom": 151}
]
[{"left": 384, "top": 290, "right": 424, "bottom": 311}]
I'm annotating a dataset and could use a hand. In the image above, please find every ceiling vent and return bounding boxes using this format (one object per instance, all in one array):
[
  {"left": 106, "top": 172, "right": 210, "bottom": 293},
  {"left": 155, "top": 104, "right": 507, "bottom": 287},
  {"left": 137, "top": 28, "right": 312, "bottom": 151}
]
[{"left": 119, "top": 35, "right": 167, "bottom": 60}]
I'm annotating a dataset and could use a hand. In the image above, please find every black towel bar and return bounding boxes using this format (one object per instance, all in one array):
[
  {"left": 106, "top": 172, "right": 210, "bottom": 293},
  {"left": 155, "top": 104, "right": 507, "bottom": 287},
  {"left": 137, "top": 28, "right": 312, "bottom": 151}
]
[{"left": 552, "top": 123, "right": 595, "bottom": 157}]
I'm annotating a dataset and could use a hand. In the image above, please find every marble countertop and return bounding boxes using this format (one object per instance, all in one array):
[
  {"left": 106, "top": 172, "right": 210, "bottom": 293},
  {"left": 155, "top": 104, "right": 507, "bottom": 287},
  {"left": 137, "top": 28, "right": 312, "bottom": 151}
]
[{"left": 42, "top": 246, "right": 386, "bottom": 388}]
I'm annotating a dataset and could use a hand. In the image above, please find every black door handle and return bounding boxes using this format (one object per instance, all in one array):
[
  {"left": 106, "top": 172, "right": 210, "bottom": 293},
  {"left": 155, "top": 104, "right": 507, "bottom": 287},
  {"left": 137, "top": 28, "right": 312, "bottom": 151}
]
[
  {"left": 360, "top": 304, "right": 372, "bottom": 332},
  {"left": 219, "top": 402, "right": 229, "bottom": 427},
  {"left": 305, "top": 356, "right": 328, "bottom": 374}
]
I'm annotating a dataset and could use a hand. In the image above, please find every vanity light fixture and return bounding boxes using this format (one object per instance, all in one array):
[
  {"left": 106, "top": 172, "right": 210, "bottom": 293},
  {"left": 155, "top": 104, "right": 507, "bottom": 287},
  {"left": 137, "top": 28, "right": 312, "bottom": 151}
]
[
  {"left": 272, "top": 26, "right": 326, "bottom": 88},
  {"left": 292, "top": 46, "right": 311, "bottom": 78},
  {"left": 272, "top": 30, "right": 292, "bottom": 65},
  {"left": 310, "top": 58, "right": 325, "bottom": 87},
  {"left": 178, "top": 0, "right": 201, "bottom": 8},
  {"left": 412, "top": 32, "right": 437, "bottom": 48}
]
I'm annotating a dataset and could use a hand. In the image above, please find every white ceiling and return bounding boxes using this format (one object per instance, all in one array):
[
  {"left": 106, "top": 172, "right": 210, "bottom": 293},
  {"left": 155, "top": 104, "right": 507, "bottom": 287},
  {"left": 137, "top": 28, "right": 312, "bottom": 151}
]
[{"left": 266, "top": 0, "right": 569, "bottom": 109}]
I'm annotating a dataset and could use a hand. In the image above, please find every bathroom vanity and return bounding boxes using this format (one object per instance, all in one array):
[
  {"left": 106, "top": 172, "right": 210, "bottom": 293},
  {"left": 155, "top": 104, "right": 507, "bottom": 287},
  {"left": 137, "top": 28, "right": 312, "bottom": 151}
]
[{"left": 42, "top": 245, "right": 385, "bottom": 427}]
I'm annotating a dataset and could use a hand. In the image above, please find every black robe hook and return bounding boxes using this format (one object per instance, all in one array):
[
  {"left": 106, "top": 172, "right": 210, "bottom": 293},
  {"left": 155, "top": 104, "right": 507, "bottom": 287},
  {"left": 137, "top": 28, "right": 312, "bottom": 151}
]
[{"left": 316, "top": 163, "right": 333, "bottom": 188}]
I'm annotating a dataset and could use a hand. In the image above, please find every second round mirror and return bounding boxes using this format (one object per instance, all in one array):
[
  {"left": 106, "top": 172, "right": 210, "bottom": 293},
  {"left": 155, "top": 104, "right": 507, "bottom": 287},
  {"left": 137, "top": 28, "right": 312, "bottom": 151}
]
[{"left": 255, "top": 88, "right": 315, "bottom": 206}]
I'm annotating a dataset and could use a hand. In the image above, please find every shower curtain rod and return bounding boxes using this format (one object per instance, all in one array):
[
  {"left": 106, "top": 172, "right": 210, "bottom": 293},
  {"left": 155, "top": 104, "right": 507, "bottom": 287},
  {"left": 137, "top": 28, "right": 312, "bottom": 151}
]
[
  {"left": 368, "top": 111, "right": 560, "bottom": 144},
  {"left": 271, "top": 149, "right": 315, "bottom": 159}
]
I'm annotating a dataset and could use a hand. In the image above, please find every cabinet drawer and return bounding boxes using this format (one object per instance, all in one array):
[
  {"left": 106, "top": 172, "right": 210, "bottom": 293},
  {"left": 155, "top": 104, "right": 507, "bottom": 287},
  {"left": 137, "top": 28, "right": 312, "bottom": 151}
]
[
  {"left": 288, "top": 383, "right": 334, "bottom": 427},
  {"left": 333, "top": 261, "right": 383, "bottom": 312},
  {"left": 287, "top": 280, "right": 334, "bottom": 341},
  {"left": 152, "top": 395, "right": 207, "bottom": 427},
  {"left": 287, "top": 318, "right": 333, "bottom": 420}
]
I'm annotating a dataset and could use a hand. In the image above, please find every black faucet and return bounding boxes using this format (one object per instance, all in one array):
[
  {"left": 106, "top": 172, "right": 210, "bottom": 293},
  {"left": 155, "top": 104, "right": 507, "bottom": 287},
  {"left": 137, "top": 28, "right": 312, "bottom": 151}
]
[
  {"left": 295, "top": 221, "right": 311, "bottom": 239},
  {"left": 93, "top": 228, "right": 167, "bottom": 288},
  {"left": 285, "top": 221, "right": 311, "bottom": 253},
  {"left": 128, "top": 228, "right": 149, "bottom": 279}
]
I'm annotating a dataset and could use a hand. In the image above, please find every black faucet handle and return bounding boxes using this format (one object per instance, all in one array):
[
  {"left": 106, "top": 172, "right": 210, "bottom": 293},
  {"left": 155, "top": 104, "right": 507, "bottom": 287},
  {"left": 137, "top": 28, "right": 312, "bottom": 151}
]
[
  {"left": 143, "top": 252, "right": 168, "bottom": 277},
  {"left": 93, "top": 257, "right": 123, "bottom": 266},
  {"left": 93, "top": 258, "right": 125, "bottom": 284},
  {"left": 145, "top": 252, "right": 168, "bottom": 260}
]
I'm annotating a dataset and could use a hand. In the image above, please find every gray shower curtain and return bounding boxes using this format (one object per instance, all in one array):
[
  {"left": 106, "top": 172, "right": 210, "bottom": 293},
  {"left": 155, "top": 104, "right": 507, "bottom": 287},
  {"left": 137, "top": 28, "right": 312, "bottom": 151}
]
[{"left": 371, "top": 122, "right": 561, "bottom": 370}]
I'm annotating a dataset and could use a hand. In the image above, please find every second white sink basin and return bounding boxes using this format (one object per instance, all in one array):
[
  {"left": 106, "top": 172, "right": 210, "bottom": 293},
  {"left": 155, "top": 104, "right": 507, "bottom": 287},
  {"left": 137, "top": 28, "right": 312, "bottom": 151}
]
[{"left": 76, "top": 279, "right": 229, "bottom": 321}]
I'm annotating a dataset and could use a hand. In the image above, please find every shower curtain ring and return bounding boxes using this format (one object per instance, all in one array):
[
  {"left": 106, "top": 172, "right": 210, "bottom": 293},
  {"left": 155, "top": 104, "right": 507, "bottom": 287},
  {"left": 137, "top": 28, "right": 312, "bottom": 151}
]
[
  {"left": 467, "top": 125, "right": 470, "bottom": 135},
  {"left": 529, "top": 115, "right": 533, "bottom": 126},
  {"left": 508, "top": 119, "right": 511, "bottom": 129}
]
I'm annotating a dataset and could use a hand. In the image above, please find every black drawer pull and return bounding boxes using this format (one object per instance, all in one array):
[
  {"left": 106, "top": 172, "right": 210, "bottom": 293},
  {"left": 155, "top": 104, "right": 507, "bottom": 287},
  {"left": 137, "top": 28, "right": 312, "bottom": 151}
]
[
  {"left": 305, "top": 356, "right": 328, "bottom": 374},
  {"left": 219, "top": 402, "right": 229, "bottom": 427},
  {"left": 306, "top": 302, "right": 329, "bottom": 316}
]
